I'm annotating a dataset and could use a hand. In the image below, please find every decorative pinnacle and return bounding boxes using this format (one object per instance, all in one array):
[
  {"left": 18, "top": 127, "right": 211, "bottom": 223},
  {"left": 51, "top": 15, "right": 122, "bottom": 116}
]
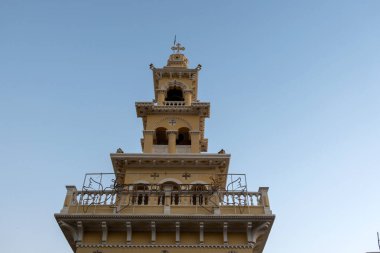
[{"left": 171, "top": 43, "right": 185, "bottom": 54}]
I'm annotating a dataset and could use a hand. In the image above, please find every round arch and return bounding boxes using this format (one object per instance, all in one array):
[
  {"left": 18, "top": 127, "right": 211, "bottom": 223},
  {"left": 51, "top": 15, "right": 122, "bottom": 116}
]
[
  {"left": 157, "top": 177, "right": 183, "bottom": 185},
  {"left": 153, "top": 117, "right": 192, "bottom": 130},
  {"left": 159, "top": 80, "right": 189, "bottom": 91}
]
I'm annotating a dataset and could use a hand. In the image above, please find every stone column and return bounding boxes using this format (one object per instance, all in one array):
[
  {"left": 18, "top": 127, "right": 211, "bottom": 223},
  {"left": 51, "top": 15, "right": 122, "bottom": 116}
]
[
  {"left": 190, "top": 131, "right": 200, "bottom": 153},
  {"left": 143, "top": 130, "right": 155, "bottom": 153},
  {"left": 167, "top": 130, "right": 178, "bottom": 154},
  {"left": 156, "top": 89, "right": 166, "bottom": 105},
  {"left": 184, "top": 89, "right": 192, "bottom": 106}
]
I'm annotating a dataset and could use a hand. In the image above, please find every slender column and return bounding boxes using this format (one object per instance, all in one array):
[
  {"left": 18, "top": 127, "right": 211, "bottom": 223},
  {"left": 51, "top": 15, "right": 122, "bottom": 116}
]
[
  {"left": 223, "top": 222, "right": 228, "bottom": 245},
  {"left": 143, "top": 130, "right": 155, "bottom": 153},
  {"left": 199, "top": 222, "right": 204, "bottom": 244},
  {"left": 61, "top": 185, "right": 77, "bottom": 213},
  {"left": 184, "top": 90, "right": 192, "bottom": 106},
  {"left": 101, "top": 221, "right": 108, "bottom": 244},
  {"left": 151, "top": 221, "right": 156, "bottom": 244},
  {"left": 126, "top": 222, "right": 132, "bottom": 244},
  {"left": 175, "top": 222, "right": 180, "bottom": 244},
  {"left": 156, "top": 89, "right": 166, "bottom": 105},
  {"left": 190, "top": 131, "right": 200, "bottom": 153},
  {"left": 167, "top": 130, "right": 178, "bottom": 154}
]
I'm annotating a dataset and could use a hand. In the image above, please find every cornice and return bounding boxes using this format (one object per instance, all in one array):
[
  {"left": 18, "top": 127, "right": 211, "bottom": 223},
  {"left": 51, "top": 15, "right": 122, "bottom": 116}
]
[
  {"left": 110, "top": 153, "right": 230, "bottom": 159},
  {"left": 135, "top": 102, "right": 210, "bottom": 117},
  {"left": 77, "top": 243, "right": 254, "bottom": 249},
  {"left": 55, "top": 213, "right": 275, "bottom": 221},
  {"left": 110, "top": 153, "right": 231, "bottom": 176},
  {"left": 152, "top": 67, "right": 199, "bottom": 74}
]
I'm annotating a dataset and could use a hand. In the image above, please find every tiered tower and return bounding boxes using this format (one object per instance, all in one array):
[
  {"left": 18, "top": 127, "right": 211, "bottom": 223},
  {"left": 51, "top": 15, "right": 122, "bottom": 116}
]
[{"left": 56, "top": 43, "right": 275, "bottom": 253}]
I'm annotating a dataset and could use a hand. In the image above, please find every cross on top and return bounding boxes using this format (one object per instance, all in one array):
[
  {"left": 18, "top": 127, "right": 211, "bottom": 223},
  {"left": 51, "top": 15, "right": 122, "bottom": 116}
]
[{"left": 171, "top": 43, "right": 185, "bottom": 53}]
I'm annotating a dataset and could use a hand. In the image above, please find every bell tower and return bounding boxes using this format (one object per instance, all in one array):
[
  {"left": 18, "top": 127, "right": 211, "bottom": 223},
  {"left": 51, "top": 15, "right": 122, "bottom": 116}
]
[
  {"left": 138, "top": 43, "right": 207, "bottom": 154},
  {"left": 55, "top": 42, "right": 275, "bottom": 253}
]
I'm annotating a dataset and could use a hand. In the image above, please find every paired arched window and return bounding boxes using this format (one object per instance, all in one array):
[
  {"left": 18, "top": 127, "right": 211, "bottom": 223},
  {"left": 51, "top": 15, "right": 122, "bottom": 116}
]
[
  {"left": 158, "top": 181, "right": 180, "bottom": 205},
  {"left": 191, "top": 184, "right": 208, "bottom": 205},
  {"left": 154, "top": 127, "right": 191, "bottom": 146},
  {"left": 132, "top": 184, "right": 149, "bottom": 205}
]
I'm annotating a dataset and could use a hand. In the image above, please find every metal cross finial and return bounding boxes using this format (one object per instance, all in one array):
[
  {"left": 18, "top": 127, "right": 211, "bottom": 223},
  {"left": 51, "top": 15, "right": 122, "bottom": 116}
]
[{"left": 171, "top": 43, "right": 185, "bottom": 53}]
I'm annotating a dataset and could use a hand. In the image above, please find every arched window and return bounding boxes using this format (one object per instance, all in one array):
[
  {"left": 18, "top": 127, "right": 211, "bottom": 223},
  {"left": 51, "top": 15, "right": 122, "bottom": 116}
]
[
  {"left": 166, "top": 87, "right": 184, "bottom": 101},
  {"left": 191, "top": 184, "right": 207, "bottom": 205},
  {"left": 177, "top": 127, "right": 191, "bottom": 145},
  {"left": 154, "top": 127, "right": 168, "bottom": 145},
  {"left": 158, "top": 181, "right": 180, "bottom": 205},
  {"left": 132, "top": 184, "right": 149, "bottom": 205}
]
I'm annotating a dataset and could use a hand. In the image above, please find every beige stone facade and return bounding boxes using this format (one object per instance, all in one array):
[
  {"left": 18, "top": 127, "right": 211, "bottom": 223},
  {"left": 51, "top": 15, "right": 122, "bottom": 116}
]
[{"left": 55, "top": 43, "right": 275, "bottom": 253}]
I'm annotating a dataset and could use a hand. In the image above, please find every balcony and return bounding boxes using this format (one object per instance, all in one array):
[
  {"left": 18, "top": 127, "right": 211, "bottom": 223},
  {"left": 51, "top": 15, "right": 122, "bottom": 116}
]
[
  {"left": 60, "top": 185, "right": 271, "bottom": 216},
  {"left": 57, "top": 173, "right": 274, "bottom": 253}
]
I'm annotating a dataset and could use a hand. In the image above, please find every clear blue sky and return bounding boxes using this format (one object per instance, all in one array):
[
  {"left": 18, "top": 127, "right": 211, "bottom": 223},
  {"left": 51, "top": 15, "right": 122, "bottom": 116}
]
[{"left": 1, "top": 1, "right": 379, "bottom": 252}]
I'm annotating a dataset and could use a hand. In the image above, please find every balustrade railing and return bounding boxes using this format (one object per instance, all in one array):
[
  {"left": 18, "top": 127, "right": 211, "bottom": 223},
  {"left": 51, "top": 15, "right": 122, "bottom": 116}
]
[
  {"left": 70, "top": 189, "right": 262, "bottom": 208},
  {"left": 163, "top": 101, "right": 185, "bottom": 106},
  {"left": 152, "top": 145, "right": 168, "bottom": 153}
]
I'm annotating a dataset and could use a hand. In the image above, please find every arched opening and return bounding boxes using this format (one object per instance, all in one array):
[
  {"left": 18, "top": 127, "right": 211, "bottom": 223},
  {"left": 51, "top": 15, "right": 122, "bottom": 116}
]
[
  {"left": 158, "top": 181, "right": 180, "bottom": 205},
  {"left": 191, "top": 184, "right": 208, "bottom": 205},
  {"left": 177, "top": 127, "right": 191, "bottom": 145},
  {"left": 132, "top": 184, "right": 149, "bottom": 205},
  {"left": 154, "top": 127, "right": 168, "bottom": 145},
  {"left": 166, "top": 87, "right": 184, "bottom": 101}
]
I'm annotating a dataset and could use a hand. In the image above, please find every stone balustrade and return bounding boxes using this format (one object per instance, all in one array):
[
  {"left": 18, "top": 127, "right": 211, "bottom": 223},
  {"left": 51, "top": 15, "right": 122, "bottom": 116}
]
[
  {"left": 63, "top": 186, "right": 267, "bottom": 214},
  {"left": 152, "top": 145, "right": 192, "bottom": 153},
  {"left": 163, "top": 101, "right": 186, "bottom": 106}
]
